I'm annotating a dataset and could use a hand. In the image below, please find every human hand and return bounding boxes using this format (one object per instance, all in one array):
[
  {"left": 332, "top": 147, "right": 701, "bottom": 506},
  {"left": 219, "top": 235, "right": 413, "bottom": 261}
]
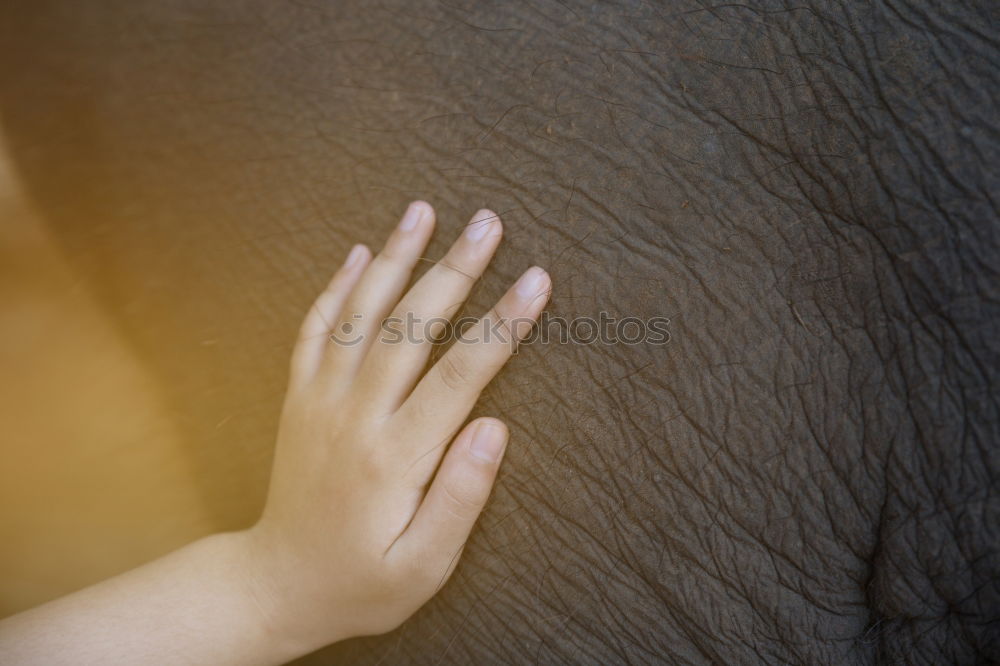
[{"left": 240, "top": 202, "right": 551, "bottom": 654}]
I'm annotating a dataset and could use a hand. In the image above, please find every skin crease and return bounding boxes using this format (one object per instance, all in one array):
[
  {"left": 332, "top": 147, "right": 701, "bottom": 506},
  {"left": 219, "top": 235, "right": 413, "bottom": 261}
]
[
  {"left": 0, "top": 203, "right": 552, "bottom": 664},
  {"left": 0, "top": 1, "right": 997, "bottom": 664}
]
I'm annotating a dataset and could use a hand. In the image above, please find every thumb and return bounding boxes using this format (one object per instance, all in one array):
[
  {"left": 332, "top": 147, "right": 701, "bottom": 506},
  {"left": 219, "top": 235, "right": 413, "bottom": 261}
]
[{"left": 387, "top": 418, "right": 508, "bottom": 586}]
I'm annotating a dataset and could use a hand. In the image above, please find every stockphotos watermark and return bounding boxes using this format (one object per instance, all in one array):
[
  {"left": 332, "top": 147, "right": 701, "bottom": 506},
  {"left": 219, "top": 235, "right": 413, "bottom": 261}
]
[{"left": 329, "top": 312, "right": 670, "bottom": 351}]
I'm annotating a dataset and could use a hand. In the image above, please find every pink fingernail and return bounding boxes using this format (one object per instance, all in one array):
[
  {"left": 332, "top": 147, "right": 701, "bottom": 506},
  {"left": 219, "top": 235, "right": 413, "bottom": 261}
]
[
  {"left": 398, "top": 202, "right": 424, "bottom": 231},
  {"left": 345, "top": 244, "right": 365, "bottom": 267},
  {"left": 514, "top": 266, "right": 548, "bottom": 300},
  {"left": 469, "top": 423, "right": 505, "bottom": 463}
]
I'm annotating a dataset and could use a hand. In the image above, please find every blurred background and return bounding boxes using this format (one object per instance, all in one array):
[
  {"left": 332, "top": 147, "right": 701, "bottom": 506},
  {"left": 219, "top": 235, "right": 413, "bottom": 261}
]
[{"left": 0, "top": 130, "right": 212, "bottom": 616}]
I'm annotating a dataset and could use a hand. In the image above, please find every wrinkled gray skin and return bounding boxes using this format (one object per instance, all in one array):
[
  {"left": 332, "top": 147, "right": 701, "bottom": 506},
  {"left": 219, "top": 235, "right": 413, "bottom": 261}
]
[{"left": 2, "top": 1, "right": 998, "bottom": 663}]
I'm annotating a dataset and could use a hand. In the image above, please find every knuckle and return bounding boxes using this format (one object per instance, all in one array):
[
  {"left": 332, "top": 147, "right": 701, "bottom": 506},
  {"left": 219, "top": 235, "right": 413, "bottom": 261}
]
[
  {"left": 436, "top": 353, "right": 471, "bottom": 392},
  {"left": 373, "top": 247, "right": 404, "bottom": 266},
  {"left": 380, "top": 551, "right": 440, "bottom": 610},
  {"left": 487, "top": 306, "right": 515, "bottom": 341},
  {"left": 436, "top": 256, "right": 479, "bottom": 283},
  {"left": 407, "top": 393, "right": 437, "bottom": 423},
  {"left": 441, "top": 478, "right": 486, "bottom": 518},
  {"left": 394, "top": 546, "right": 437, "bottom": 586}
]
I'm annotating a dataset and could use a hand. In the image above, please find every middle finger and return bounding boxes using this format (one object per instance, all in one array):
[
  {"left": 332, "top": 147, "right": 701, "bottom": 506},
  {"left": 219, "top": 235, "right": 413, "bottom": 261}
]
[{"left": 360, "top": 208, "right": 504, "bottom": 412}]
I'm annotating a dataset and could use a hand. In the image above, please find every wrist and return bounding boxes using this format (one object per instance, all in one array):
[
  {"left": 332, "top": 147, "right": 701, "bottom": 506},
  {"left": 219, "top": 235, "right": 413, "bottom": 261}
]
[
  {"left": 218, "top": 529, "right": 326, "bottom": 663},
  {"left": 229, "top": 526, "right": 351, "bottom": 659}
]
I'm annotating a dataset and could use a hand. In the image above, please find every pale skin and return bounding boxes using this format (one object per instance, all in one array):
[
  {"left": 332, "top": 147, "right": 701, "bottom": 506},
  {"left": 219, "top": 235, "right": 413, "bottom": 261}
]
[{"left": 0, "top": 202, "right": 551, "bottom": 665}]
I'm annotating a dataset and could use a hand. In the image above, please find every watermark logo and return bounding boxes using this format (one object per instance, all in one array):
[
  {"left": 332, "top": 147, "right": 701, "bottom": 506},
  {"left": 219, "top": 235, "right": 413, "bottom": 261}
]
[{"left": 330, "top": 311, "right": 670, "bottom": 351}]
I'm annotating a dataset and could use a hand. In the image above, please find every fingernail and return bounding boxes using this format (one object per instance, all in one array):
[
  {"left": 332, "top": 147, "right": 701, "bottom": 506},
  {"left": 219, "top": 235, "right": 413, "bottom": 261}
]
[
  {"left": 464, "top": 210, "right": 498, "bottom": 242},
  {"left": 514, "top": 266, "right": 548, "bottom": 300},
  {"left": 397, "top": 202, "right": 424, "bottom": 231},
  {"left": 345, "top": 244, "right": 365, "bottom": 267},
  {"left": 469, "top": 422, "right": 505, "bottom": 463}
]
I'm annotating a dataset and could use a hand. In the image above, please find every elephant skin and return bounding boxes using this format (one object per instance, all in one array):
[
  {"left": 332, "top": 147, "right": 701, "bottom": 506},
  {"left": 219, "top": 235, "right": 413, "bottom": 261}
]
[{"left": 0, "top": 1, "right": 997, "bottom": 663}]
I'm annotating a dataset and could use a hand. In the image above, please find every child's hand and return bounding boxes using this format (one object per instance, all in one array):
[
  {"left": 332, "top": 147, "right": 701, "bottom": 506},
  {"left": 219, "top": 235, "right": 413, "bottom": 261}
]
[
  {"left": 242, "top": 202, "right": 551, "bottom": 653},
  {"left": 0, "top": 201, "right": 547, "bottom": 665}
]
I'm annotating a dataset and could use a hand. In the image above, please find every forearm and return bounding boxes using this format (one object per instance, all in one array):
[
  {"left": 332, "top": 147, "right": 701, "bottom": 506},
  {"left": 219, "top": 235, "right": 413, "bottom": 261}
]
[{"left": 0, "top": 532, "right": 298, "bottom": 666}]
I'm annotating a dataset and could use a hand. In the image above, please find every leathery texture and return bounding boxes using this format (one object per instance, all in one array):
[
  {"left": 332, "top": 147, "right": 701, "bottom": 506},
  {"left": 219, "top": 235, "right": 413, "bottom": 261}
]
[{"left": 0, "top": 0, "right": 996, "bottom": 663}]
